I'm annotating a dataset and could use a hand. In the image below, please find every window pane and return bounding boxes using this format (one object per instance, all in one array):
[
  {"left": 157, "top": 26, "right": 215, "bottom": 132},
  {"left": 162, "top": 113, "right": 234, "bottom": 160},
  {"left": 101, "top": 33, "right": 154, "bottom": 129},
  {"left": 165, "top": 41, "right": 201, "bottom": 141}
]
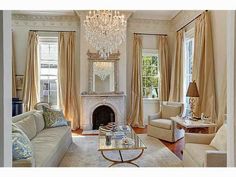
[
  {"left": 142, "top": 51, "right": 159, "bottom": 98},
  {"left": 39, "top": 37, "right": 58, "bottom": 107}
]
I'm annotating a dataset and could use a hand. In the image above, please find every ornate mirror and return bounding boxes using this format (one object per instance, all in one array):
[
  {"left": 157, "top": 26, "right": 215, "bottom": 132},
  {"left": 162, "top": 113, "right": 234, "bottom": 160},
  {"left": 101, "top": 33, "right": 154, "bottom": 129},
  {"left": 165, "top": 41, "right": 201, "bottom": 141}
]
[{"left": 87, "top": 50, "right": 120, "bottom": 94}]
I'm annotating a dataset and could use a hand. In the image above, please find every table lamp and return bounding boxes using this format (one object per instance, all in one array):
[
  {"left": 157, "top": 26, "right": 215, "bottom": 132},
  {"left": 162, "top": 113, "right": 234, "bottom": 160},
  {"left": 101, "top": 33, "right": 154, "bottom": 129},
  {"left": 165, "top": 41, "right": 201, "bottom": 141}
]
[{"left": 186, "top": 80, "right": 199, "bottom": 118}]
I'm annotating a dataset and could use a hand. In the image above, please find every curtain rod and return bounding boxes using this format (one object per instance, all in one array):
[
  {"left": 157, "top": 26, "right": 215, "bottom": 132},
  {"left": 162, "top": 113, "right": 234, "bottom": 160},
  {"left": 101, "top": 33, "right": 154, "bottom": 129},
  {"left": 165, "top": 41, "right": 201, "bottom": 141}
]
[
  {"left": 29, "top": 30, "right": 76, "bottom": 32},
  {"left": 176, "top": 10, "right": 208, "bottom": 32},
  {"left": 134, "top": 33, "right": 167, "bottom": 36}
]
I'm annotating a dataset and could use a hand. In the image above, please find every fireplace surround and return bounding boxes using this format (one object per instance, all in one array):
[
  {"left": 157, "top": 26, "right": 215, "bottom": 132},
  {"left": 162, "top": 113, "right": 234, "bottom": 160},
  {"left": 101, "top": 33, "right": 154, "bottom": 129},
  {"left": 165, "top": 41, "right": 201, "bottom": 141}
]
[{"left": 80, "top": 94, "right": 126, "bottom": 130}]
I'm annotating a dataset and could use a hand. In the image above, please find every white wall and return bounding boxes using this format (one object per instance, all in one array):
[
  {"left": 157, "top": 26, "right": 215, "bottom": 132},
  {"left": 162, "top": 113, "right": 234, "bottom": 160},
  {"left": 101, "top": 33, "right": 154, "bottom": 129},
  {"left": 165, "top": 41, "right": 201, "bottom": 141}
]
[
  {"left": 0, "top": 11, "right": 12, "bottom": 167},
  {"left": 127, "top": 18, "right": 175, "bottom": 124},
  {"left": 227, "top": 10, "right": 236, "bottom": 167},
  {"left": 78, "top": 11, "right": 127, "bottom": 94}
]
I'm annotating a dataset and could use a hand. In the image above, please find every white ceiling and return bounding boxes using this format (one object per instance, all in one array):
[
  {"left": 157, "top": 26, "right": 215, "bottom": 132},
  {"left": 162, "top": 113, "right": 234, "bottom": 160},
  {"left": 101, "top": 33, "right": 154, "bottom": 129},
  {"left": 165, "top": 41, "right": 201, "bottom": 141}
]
[{"left": 12, "top": 10, "right": 181, "bottom": 20}]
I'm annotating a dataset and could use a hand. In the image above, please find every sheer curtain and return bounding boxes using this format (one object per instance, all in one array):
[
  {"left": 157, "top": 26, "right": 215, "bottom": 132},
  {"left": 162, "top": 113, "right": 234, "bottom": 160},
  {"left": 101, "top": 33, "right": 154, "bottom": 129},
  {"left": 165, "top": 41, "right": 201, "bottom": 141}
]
[
  {"left": 158, "top": 35, "right": 170, "bottom": 101},
  {"left": 128, "top": 34, "right": 144, "bottom": 128},
  {"left": 58, "top": 32, "right": 79, "bottom": 130},
  {"left": 22, "top": 31, "right": 39, "bottom": 111},
  {"left": 192, "top": 11, "right": 217, "bottom": 121},
  {"left": 12, "top": 31, "right": 17, "bottom": 98},
  {"left": 169, "top": 30, "right": 184, "bottom": 102}
]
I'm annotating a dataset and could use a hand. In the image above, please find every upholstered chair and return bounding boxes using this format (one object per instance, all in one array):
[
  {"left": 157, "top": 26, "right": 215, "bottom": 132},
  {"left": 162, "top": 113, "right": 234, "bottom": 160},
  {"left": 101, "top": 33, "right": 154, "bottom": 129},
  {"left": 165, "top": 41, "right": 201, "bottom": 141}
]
[
  {"left": 183, "top": 124, "right": 227, "bottom": 167},
  {"left": 147, "top": 101, "right": 185, "bottom": 142}
]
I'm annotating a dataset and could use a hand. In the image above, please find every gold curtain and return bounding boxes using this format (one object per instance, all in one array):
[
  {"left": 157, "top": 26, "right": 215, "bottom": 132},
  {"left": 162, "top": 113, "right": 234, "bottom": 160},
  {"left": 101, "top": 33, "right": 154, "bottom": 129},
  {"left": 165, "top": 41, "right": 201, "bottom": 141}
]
[
  {"left": 158, "top": 36, "right": 170, "bottom": 101},
  {"left": 22, "top": 31, "right": 39, "bottom": 111},
  {"left": 58, "top": 32, "right": 79, "bottom": 130},
  {"left": 128, "top": 34, "right": 144, "bottom": 128},
  {"left": 217, "top": 67, "right": 226, "bottom": 128},
  {"left": 169, "top": 30, "right": 184, "bottom": 102},
  {"left": 192, "top": 11, "right": 217, "bottom": 121},
  {"left": 12, "top": 31, "right": 17, "bottom": 98}
]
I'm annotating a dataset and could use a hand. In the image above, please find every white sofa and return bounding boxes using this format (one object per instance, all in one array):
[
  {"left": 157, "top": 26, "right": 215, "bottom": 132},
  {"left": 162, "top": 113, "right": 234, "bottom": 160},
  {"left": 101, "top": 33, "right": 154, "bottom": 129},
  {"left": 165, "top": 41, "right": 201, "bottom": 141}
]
[
  {"left": 147, "top": 101, "right": 185, "bottom": 142},
  {"left": 183, "top": 124, "right": 227, "bottom": 167},
  {"left": 12, "top": 110, "right": 72, "bottom": 167}
]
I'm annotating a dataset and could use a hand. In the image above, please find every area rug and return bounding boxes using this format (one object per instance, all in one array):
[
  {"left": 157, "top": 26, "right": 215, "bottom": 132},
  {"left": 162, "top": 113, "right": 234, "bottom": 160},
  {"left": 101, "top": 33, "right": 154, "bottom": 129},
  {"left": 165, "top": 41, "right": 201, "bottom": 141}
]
[{"left": 59, "top": 134, "right": 183, "bottom": 167}]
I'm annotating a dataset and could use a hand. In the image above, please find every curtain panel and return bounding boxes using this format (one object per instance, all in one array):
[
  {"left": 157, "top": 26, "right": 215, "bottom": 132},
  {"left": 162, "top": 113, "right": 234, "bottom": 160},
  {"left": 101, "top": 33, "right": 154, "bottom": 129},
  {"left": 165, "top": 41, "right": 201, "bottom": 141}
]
[
  {"left": 192, "top": 11, "right": 217, "bottom": 121},
  {"left": 169, "top": 30, "right": 184, "bottom": 102},
  {"left": 58, "top": 32, "right": 79, "bottom": 130},
  {"left": 158, "top": 35, "right": 170, "bottom": 101},
  {"left": 128, "top": 34, "right": 144, "bottom": 128},
  {"left": 22, "top": 31, "right": 39, "bottom": 111}
]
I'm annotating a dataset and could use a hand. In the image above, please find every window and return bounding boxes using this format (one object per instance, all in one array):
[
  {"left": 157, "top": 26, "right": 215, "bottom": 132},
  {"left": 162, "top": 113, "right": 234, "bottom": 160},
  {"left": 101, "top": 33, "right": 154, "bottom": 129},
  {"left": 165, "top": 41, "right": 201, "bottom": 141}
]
[
  {"left": 184, "top": 29, "right": 194, "bottom": 115},
  {"left": 39, "top": 37, "right": 59, "bottom": 108},
  {"left": 142, "top": 49, "right": 159, "bottom": 98}
]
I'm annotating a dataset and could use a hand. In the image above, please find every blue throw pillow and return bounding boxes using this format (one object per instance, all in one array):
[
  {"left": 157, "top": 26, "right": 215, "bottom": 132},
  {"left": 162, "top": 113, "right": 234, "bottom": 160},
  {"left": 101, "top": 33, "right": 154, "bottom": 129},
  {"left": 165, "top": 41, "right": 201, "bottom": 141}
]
[
  {"left": 12, "top": 123, "right": 33, "bottom": 160},
  {"left": 42, "top": 106, "right": 68, "bottom": 128}
]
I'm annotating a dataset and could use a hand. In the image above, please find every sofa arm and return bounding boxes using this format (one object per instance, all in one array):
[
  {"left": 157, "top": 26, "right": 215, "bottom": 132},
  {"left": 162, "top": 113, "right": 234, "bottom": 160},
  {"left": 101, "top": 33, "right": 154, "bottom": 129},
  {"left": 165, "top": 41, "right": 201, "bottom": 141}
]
[
  {"left": 67, "top": 120, "right": 71, "bottom": 127},
  {"left": 148, "top": 112, "right": 161, "bottom": 124},
  {"left": 13, "top": 157, "right": 35, "bottom": 167},
  {"left": 205, "top": 150, "right": 227, "bottom": 167},
  {"left": 185, "top": 133, "right": 215, "bottom": 145}
]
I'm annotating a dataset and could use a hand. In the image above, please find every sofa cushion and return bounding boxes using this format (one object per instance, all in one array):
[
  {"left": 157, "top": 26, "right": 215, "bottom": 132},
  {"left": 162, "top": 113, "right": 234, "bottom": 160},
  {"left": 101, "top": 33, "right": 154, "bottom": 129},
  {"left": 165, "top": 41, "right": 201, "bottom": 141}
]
[
  {"left": 150, "top": 119, "right": 172, "bottom": 130},
  {"left": 210, "top": 124, "right": 227, "bottom": 151},
  {"left": 33, "top": 111, "right": 45, "bottom": 133},
  {"left": 12, "top": 124, "right": 33, "bottom": 160},
  {"left": 31, "top": 126, "right": 71, "bottom": 167},
  {"left": 184, "top": 143, "right": 217, "bottom": 166},
  {"left": 161, "top": 104, "right": 181, "bottom": 119},
  {"left": 42, "top": 106, "right": 68, "bottom": 128},
  {"left": 15, "top": 115, "right": 37, "bottom": 140}
]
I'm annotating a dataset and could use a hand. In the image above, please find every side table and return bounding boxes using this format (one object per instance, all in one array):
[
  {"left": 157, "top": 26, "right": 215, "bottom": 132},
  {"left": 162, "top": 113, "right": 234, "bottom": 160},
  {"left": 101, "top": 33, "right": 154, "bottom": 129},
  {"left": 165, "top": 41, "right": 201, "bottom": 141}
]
[{"left": 170, "top": 116, "right": 217, "bottom": 134}]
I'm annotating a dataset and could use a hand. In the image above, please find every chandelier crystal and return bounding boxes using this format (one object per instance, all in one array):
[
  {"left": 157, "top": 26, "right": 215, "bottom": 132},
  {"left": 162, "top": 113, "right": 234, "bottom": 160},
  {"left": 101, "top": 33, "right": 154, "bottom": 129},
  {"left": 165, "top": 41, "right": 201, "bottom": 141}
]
[{"left": 84, "top": 10, "right": 126, "bottom": 59}]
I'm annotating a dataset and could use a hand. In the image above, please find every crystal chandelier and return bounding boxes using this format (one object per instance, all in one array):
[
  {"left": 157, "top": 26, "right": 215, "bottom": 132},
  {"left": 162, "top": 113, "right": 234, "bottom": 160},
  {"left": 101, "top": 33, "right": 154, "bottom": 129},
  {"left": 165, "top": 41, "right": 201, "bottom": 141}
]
[
  {"left": 84, "top": 10, "right": 126, "bottom": 59},
  {"left": 94, "top": 62, "right": 114, "bottom": 80}
]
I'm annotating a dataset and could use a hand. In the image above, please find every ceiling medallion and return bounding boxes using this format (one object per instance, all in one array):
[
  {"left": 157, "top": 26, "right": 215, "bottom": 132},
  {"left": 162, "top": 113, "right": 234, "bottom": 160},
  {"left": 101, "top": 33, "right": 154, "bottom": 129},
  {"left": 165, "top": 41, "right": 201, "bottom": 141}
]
[{"left": 84, "top": 10, "right": 126, "bottom": 59}]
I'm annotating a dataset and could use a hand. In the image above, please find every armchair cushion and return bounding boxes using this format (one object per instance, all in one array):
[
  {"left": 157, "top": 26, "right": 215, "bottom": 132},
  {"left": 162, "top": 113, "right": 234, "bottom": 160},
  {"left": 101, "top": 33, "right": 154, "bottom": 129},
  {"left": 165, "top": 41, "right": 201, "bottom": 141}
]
[
  {"left": 205, "top": 150, "right": 227, "bottom": 167},
  {"left": 210, "top": 124, "right": 227, "bottom": 151},
  {"left": 185, "top": 133, "right": 216, "bottom": 145},
  {"left": 184, "top": 143, "right": 217, "bottom": 166},
  {"left": 149, "top": 119, "right": 172, "bottom": 130},
  {"left": 161, "top": 104, "right": 181, "bottom": 119}
]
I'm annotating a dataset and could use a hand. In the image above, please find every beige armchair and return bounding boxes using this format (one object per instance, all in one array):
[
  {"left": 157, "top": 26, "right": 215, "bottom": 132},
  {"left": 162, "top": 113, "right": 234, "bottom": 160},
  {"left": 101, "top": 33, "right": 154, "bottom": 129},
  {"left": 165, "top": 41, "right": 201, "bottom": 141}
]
[
  {"left": 183, "top": 124, "right": 227, "bottom": 167},
  {"left": 147, "top": 101, "right": 184, "bottom": 142}
]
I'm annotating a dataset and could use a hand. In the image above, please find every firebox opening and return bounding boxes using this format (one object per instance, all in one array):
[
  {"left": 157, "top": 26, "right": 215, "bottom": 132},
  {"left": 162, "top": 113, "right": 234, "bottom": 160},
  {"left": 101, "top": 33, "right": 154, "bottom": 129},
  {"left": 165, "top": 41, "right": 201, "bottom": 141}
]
[{"left": 92, "top": 105, "right": 115, "bottom": 130}]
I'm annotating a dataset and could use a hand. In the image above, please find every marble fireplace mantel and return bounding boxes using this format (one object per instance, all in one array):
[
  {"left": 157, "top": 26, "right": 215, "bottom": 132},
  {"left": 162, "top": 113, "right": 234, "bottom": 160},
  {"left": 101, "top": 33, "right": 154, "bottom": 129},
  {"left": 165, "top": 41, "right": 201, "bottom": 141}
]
[{"left": 80, "top": 94, "right": 127, "bottom": 130}]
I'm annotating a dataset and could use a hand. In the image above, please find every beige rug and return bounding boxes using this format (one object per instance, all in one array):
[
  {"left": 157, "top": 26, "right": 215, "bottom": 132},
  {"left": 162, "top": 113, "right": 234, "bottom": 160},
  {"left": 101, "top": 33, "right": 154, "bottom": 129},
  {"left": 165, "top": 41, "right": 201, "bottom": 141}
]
[{"left": 59, "top": 134, "right": 183, "bottom": 167}]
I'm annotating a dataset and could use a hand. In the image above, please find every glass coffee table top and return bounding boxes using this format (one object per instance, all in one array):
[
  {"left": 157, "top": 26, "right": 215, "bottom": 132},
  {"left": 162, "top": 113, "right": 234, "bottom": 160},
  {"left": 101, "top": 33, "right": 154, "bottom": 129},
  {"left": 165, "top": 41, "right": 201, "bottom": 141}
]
[{"left": 98, "top": 125, "right": 147, "bottom": 151}]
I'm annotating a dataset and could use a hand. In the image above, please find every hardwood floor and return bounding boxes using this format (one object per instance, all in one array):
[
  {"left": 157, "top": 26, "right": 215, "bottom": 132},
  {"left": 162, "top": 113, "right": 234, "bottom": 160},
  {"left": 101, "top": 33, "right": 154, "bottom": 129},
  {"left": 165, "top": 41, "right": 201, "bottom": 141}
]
[{"left": 72, "top": 126, "right": 184, "bottom": 160}]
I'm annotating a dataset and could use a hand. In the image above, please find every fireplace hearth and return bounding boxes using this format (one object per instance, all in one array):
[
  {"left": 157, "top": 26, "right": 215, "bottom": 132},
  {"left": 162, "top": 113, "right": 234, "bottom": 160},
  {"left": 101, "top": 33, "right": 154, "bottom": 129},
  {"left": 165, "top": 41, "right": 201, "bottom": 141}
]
[{"left": 92, "top": 105, "right": 115, "bottom": 130}]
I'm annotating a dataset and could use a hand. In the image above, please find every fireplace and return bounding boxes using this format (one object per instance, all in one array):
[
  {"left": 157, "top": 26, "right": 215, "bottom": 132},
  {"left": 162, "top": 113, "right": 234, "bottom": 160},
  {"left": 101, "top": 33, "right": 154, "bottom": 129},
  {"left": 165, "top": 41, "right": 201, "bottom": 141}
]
[{"left": 92, "top": 105, "right": 115, "bottom": 130}]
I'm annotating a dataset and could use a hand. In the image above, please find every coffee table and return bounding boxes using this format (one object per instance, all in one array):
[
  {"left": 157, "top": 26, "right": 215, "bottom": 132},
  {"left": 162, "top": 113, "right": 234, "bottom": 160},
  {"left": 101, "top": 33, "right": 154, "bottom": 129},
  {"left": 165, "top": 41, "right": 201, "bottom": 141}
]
[{"left": 98, "top": 125, "right": 147, "bottom": 167}]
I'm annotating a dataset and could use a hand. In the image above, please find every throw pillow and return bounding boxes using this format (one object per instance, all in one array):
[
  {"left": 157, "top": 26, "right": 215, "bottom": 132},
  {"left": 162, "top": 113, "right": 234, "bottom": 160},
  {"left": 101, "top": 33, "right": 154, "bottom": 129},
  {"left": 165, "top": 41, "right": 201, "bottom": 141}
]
[
  {"left": 15, "top": 115, "right": 37, "bottom": 140},
  {"left": 12, "top": 123, "right": 33, "bottom": 160},
  {"left": 42, "top": 106, "right": 68, "bottom": 128},
  {"left": 161, "top": 104, "right": 181, "bottom": 119},
  {"left": 210, "top": 124, "right": 227, "bottom": 151}
]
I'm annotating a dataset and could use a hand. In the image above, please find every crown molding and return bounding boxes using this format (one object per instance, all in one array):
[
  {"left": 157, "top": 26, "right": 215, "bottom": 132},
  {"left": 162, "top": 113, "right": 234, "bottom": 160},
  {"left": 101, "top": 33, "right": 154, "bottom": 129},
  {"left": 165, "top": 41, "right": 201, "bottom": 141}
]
[
  {"left": 12, "top": 14, "right": 79, "bottom": 22},
  {"left": 171, "top": 10, "right": 203, "bottom": 31},
  {"left": 12, "top": 14, "right": 80, "bottom": 28}
]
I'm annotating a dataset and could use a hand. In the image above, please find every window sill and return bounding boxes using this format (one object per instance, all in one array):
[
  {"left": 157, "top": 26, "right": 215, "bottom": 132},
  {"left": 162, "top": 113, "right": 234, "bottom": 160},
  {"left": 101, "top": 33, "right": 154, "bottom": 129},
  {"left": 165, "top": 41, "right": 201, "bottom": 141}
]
[{"left": 143, "top": 98, "right": 159, "bottom": 103}]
